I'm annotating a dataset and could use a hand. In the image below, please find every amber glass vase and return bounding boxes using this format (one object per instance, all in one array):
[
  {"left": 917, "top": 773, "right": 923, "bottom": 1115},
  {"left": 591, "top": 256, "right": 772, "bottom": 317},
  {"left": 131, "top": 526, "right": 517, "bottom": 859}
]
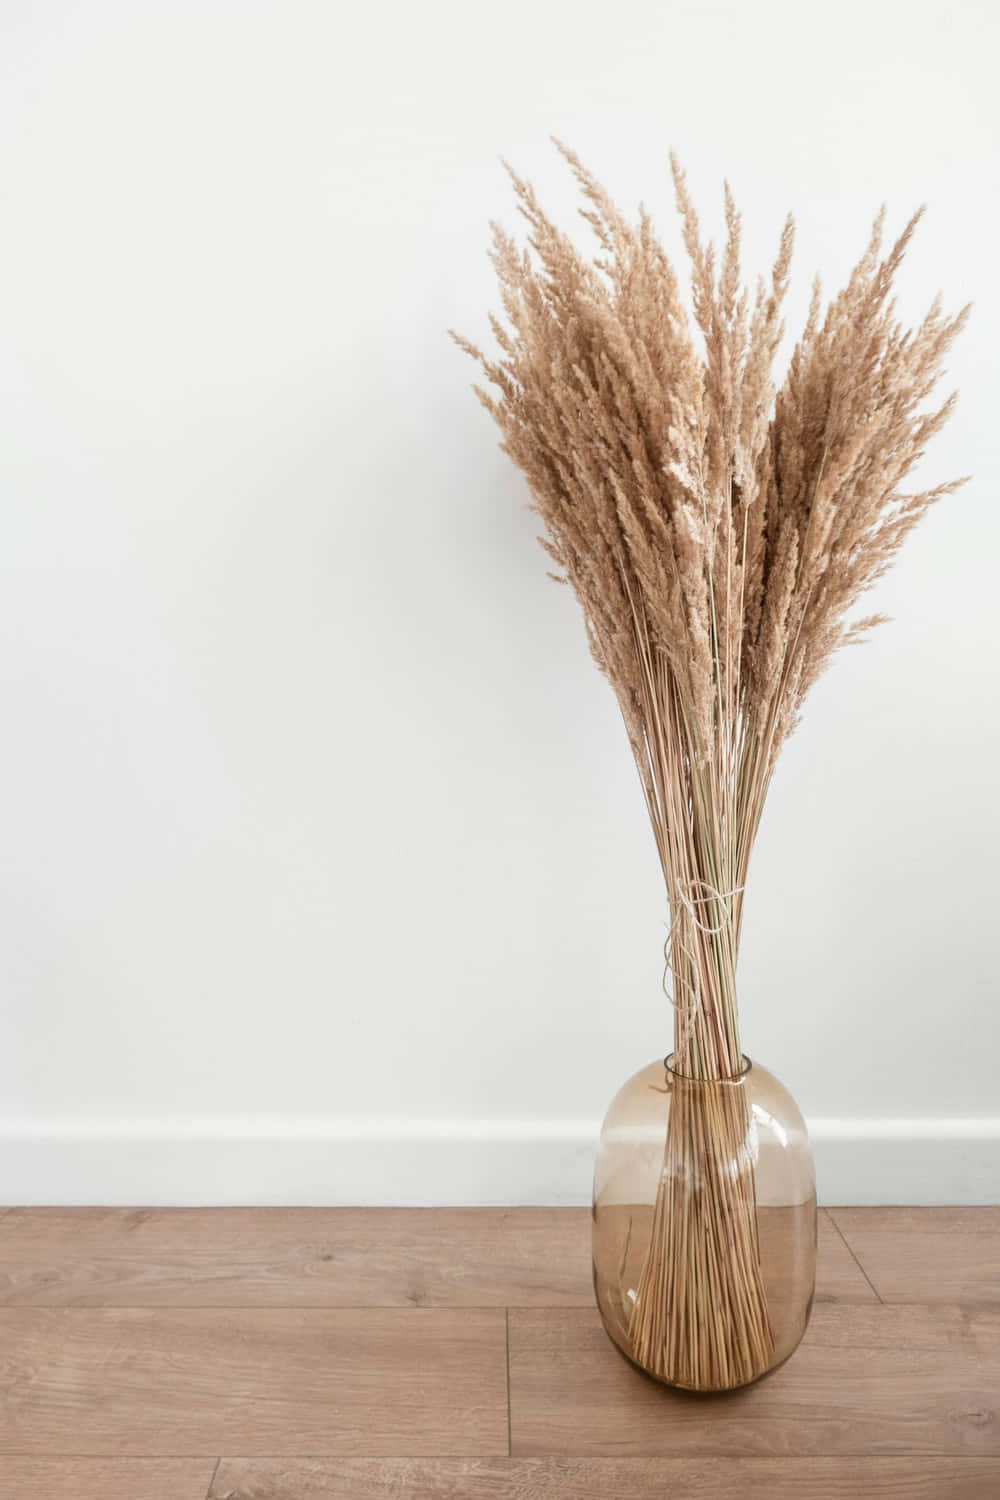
[{"left": 592, "top": 1055, "right": 816, "bottom": 1392}]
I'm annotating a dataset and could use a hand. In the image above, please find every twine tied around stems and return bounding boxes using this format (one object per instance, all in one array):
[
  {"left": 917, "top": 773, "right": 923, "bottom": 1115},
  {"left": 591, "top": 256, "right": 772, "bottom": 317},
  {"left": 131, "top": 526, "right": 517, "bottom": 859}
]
[{"left": 661, "top": 878, "right": 745, "bottom": 1052}]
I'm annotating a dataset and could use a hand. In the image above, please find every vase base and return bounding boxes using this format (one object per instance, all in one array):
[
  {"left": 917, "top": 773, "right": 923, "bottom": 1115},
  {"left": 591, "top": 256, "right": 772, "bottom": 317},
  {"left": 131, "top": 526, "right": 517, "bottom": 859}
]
[
  {"left": 593, "top": 1198, "right": 815, "bottom": 1390},
  {"left": 596, "top": 1287, "right": 814, "bottom": 1394}
]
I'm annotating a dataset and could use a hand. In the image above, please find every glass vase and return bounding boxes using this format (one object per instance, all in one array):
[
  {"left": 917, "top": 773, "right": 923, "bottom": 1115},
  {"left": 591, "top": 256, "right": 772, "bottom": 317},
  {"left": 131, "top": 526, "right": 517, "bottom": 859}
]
[{"left": 592, "top": 1054, "right": 816, "bottom": 1392}]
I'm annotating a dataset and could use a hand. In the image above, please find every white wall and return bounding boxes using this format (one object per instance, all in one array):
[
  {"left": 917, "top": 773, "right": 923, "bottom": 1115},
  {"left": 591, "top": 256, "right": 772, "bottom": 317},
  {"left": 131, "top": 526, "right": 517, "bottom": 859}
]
[{"left": 0, "top": 0, "right": 997, "bottom": 1204}]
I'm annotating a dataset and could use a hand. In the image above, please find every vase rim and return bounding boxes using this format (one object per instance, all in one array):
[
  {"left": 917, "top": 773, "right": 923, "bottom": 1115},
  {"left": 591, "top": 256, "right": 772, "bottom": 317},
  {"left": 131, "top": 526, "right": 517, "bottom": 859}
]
[{"left": 664, "top": 1052, "right": 752, "bottom": 1083}]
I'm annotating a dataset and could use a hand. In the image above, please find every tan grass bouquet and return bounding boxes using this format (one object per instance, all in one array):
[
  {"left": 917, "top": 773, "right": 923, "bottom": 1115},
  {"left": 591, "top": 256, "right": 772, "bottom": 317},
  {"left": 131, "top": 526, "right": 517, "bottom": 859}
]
[{"left": 454, "top": 144, "right": 967, "bottom": 1389}]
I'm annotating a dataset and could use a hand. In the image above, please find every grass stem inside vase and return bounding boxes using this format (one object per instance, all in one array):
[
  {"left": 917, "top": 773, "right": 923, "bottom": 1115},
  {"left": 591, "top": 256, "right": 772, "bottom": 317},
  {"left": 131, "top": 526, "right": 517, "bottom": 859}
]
[{"left": 629, "top": 1064, "right": 772, "bottom": 1390}]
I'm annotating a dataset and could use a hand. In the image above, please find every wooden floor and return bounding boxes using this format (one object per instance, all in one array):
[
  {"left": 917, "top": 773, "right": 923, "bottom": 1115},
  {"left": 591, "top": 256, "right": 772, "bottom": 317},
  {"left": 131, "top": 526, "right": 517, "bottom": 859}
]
[{"left": 0, "top": 1207, "right": 996, "bottom": 1498}]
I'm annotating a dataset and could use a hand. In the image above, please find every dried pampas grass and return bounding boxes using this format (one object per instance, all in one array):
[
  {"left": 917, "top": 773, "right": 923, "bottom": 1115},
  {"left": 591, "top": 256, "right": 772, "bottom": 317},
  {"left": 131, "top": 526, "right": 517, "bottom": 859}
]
[{"left": 454, "top": 143, "right": 967, "bottom": 1389}]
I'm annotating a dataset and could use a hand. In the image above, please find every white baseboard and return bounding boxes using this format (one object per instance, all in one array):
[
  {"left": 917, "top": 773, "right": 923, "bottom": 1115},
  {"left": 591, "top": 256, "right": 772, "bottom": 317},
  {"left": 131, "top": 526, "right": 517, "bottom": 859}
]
[{"left": 0, "top": 1116, "right": 996, "bottom": 1206}]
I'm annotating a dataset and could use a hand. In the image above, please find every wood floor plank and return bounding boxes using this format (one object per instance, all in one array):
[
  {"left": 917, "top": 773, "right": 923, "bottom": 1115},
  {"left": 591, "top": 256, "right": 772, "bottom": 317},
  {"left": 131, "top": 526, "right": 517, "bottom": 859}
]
[
  {"left": 830, "top": 1208, "right": 1000, "bottom": 1304},
  {"left": 0, "top": 1307, "right": 507, "bottom": 1457},
  {"left": 0, "top": 1206, "right": 871, "bottom": 1307},
  {"left": 508, "top": 1304, "right": 1000, "bottom": 1456},
  {"left": 0, "top": 1458, "right": 215, "bottom": 1500},
  {"left": 207, "top": 1456, "right": 1000, "bottom": 1499},
  {"left": 0, "top": 1207, "right": 592, "bottom": 1307},
  {"left": 815, "top": 1209, "right": 879, "bottom": 1303}
]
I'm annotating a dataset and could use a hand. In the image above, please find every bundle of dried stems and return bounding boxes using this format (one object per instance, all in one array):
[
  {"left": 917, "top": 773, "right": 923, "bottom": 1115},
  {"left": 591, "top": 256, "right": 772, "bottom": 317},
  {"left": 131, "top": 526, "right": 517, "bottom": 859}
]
[{"left": 454, "top": 144, "right": 967, "bottom": 1390}]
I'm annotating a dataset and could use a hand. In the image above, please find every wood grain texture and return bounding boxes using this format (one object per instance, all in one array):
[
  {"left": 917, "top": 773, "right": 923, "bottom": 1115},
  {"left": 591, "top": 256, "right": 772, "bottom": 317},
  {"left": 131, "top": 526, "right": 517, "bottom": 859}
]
[
  {"left": 0, "top": 1207, "right": 592, "bottom": 1307},
  {"left": 0, "top": 1458, "right": 215, "bottom": 1500},
  {"left": 0, "top": 1206, "right": 990, "bottom": 1471},
  {"left": 207, "top": 1456, "right": 1000, "bottom": 1499},
  {"left": 815, "top": 1209, "right": 879, "bottom": 1302},
  {"left": 0, "top": 1307, "right": 507, "bottom": 1456},
  {"left": 830, "top": 1207, "right": 1000, "bottom": 1304},
  {"left": 508, "top": 1304, "right": 1000, "bottom": 1457},
  {"left": 0, "top": 1206, "right": 871, "bottom": 1308}
]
